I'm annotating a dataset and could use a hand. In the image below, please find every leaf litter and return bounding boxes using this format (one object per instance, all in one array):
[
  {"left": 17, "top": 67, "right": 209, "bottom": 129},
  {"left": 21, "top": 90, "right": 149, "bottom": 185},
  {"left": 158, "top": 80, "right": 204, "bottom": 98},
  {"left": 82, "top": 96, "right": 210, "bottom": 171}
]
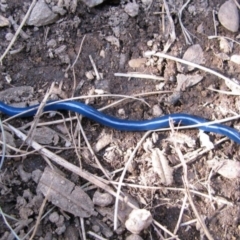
[
  {"left": 37, "top": 167, "right": 96, "bottom": 218},
  {"left": 1, "top": 0, "right": 240, "bottom": 239},
  {"left": 207, "top": 158, "right": 240, "bottom": 179}
]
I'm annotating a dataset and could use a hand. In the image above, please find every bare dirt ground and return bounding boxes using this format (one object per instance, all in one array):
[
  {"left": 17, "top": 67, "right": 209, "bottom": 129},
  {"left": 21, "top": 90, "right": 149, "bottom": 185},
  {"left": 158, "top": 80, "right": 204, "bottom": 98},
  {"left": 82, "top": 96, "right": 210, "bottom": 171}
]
[{"left": 1, "top": 0, "right": 240, "bottom": 239}]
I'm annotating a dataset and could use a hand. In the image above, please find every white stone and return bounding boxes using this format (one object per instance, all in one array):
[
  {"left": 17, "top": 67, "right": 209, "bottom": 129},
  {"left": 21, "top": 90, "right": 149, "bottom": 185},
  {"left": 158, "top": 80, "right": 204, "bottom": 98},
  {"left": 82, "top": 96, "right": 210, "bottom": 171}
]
[
  {"left": 218, "top": 0, "right": 239, "bottom": 32},
  {"left": 80, "top": 0, "right": 104, "bottom": 7}
]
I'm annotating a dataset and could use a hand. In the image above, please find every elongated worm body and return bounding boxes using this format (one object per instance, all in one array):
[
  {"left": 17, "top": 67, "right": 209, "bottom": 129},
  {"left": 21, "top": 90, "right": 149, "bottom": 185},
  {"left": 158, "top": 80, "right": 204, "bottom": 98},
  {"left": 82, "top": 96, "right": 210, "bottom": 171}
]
[{"left": 0, "top": 101, "right": 239, "bottom": 143}]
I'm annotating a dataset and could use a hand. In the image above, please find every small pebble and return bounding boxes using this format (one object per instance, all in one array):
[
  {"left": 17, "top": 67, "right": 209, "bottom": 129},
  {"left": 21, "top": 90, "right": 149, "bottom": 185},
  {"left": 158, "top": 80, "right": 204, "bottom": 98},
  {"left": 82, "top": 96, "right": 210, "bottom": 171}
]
[
  {"left": 47, "top": 39, "right": 57, "bottom": 48},
  {"left": 49, "top": 212, "right": 60, "bottom": 223},
  {"left": 85, "top": 71, "right": 95, "bottom": 80},
  {"left": 118, "top": 108, "right": 126, "bottom": 118},
  {"left": 92, "top": 225, "right": 100, "bottom": 232},
  {"left": 5, "top": 32, "right": 13, "bottom": 41},
  {"left": 230, "top": 55, "right": 240, "bottom": 64},
  {"left": 18, "top": 165, "right": 31, "bottom": 182},
  {"left": 128, "top": 58, "right": 146, "bottom": 68},
  {"left": 124, "top": 1, "right": 139, "bottom": 17},
  {"left": 31, "top": 169, "right": 43, "bottom": 183},
  {"left": 218, "top": 0, "right": 239, "bottom": 32},
  {"left": 152, "top": 105, "right": 163, "bottom": 117},
  {"left": 54, "top": 45, "right": 67, "bottom": 55},
  {"left": 147, "top": 40, "right": 153, "bottom": 47},
  {"left": 125, "top": 209, "right": 152, "bottom": 234},
  {"left": 52, "top": 5, "right": 67, "bottom": 15},
  {"left": 92, "top": 191, "right": 113, "bottom": 207},
  {"left": 100, "top": 49, "right": 105, "bottom": 58}
]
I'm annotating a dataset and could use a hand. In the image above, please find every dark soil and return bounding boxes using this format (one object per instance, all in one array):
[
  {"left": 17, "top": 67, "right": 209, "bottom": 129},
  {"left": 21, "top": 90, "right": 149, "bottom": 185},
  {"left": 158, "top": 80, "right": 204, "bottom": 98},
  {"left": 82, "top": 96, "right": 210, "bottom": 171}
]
[{"left": 1, "top": 0, "right": 240, "bottom": 239}]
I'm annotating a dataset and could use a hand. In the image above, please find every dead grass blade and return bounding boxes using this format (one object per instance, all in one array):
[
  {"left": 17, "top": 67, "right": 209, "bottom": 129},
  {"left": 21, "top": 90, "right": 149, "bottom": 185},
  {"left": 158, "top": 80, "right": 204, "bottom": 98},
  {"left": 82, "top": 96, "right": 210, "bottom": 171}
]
[
  {"left": 178, "top": 0, "right": 194, "bottom": 44},
  {"left": 0, "top": 0, "right": 37, "bottom": 64},
  {"left": 9, "top": 125, "right": 178, "bottom": 239},
  {"left": 29, "top": 189, "right": 49, "bottom": 240},
  {"left": 87, "top": 231, "right": 108, "bottom": 240},
  {"left": 162, "top": 0, "right": 176, "bottom": 52},
  {"left": 21, "top": 83, "right": 55, "bottom": 148},
  {"left": 149, "top": 52, "right": 240, "bottom": 90},
  {"left": 71, "top": 35, "right": 86, "bottom": 69},
  {"left": 114, "top": 72, "right": 164, "bottom": 81},
  {"left": 0, "top": 207, "right": 20, "bottom": 240},
  {"left": 208, "top": 35, "right": 240, "bottom": 46},
  {"left": 0, "top": 118, "right": 6, "bottom": 169},
  {"left": 169, "top": 119, "right": 214, "bottom": 240},
  {"left": 80, "top": 217, "right": 87, "bottom": 240},
  {"left": 113, "top": 131, "right": 152, "bottom": 230},
  {"left": 77, "top": 117, "right": 110, "bottom": 179}
]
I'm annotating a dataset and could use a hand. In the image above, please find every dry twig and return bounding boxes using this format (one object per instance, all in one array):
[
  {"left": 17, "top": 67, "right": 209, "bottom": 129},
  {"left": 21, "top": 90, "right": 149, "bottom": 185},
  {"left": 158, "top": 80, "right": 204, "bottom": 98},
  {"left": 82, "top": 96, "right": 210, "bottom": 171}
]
[
  {"left": 0, "top": 0, "right": 37, "bottom": 64},
  {"left": 9, "top": 125, "right": 177, "bottom": 238},
  {"left": 169, "top": 120, "right": 214, "bottom": 240},
  {"left": 178, "top": 0, "right": 194, "bottom": 44},
  {"left": 29, "top": 190, "right": 49, "bottom": 240}
]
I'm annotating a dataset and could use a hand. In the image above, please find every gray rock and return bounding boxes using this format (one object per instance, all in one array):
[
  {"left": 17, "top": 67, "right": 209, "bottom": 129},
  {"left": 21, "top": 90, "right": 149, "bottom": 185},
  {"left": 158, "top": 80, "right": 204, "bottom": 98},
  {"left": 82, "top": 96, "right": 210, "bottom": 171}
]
[
  {"left": 52, "top": 5, "right": 67, "bottom": 16},
  {"left": 218, "top": 0, "right": 239, "bottom": 32},
  {"left": 27, "top": 0, "right": 58, "bottom": 26},
  {"left": 126, "top": 234, "right": 143, "bottom": 240},
  {"left": 80, "top": 0, "right": 104, "bottom": 7},
  {"left": 124, "top": 1, "right": 139, "bottom": 17}
]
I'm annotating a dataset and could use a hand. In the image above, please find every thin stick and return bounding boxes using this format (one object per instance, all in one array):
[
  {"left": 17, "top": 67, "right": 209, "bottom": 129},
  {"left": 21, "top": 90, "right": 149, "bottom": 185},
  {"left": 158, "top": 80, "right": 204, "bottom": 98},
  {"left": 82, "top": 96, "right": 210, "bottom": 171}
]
[
  {"left": 22, "top": 207, "right": 55, "bottom": 240},
  {"left": 170, "top": 121, "right": 213, "bottom": 240},
  {"left": 208, "top": 35, "right": 240, "bottom": 46},
  {"left": 29, "top": 190, "right": 49, "bottom": 240},
  {"left": 114, "top": 72, "right": 164, "bottom": 81},
  {"left": 87, "top": 231, "right": 107, "bottom": 240},
  {"left": 206, "top": 169, "right": 215, "bottom": 210},
  {"left": 173, "top": 137, "right": 228, "bottom": 169},
  {"left": 212, "top": 10, "right": 218, "bottom": 36},
  {"left": 89, "top": 55, "right": 100, "bottom": 80},
  {"left": 148, "top": 52, "right": 240, "bottom": 89},
  {"left": 0, "top": 207, "right": 20, "bottom": 240},
  {"left": 0, "top": 0, "right": 37, "bottom": 64},
  {"left": 162, "top": 0, "right": 176, "bottom": 52},
  {"left": 173, "top": 194, "right": 187, "bottom": 234},
  {"left": 233, "top": 0, "right": 240, "bottom": 10},
  {"left": 78, "top": 118, "right": 110, "bottom": 179},
  {"left": 0, "top": 119, "right": 6, "bottom": 169},
  {"left": 162, "top": 3, "right": 165, "bottom": 34},
  {"left": 71, "top": 35, "right": 86, "bottom": 69},
  {"left": 71, "top": 114, "right": 82, "bottom": 168},
  {"left": 113, "top": 131, "right": 152, "bottom": 230},
  {"left": 71, "top": 36, "right": 86, "bottom": 167},
  {"left": 208, "top": 87, "right": 240, "bottom": 95},
  {"left": 178, "top": 0, "right": 193, "bottom": 45},
  {"left": 8, "top": 124, "right": 127, "bottom": 204},
  {"left": 109, "top": 181, "right": 233, "bottom": 205},
  {"left": 153, "top": 219, "right": 178, "bottom": 239},
  {"left": 0, "top": 140, "right": 82, "bottom": 158},
  {"left": 7, "top": 125, "right": 183, "bottom": 239},
  {"left": 21, "top": 84, "right": 54, "bottom": 147},
  {"left": 80, "top": 217, "right": 87, "bottom": 240}
]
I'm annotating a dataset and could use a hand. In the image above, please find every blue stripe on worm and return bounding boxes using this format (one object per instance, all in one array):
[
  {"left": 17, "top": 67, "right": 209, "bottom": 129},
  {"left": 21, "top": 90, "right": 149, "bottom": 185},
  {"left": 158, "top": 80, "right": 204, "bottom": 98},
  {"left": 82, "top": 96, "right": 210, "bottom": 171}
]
[{"left": 0, "top": 101, "right": 239, "bottom": 143}]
